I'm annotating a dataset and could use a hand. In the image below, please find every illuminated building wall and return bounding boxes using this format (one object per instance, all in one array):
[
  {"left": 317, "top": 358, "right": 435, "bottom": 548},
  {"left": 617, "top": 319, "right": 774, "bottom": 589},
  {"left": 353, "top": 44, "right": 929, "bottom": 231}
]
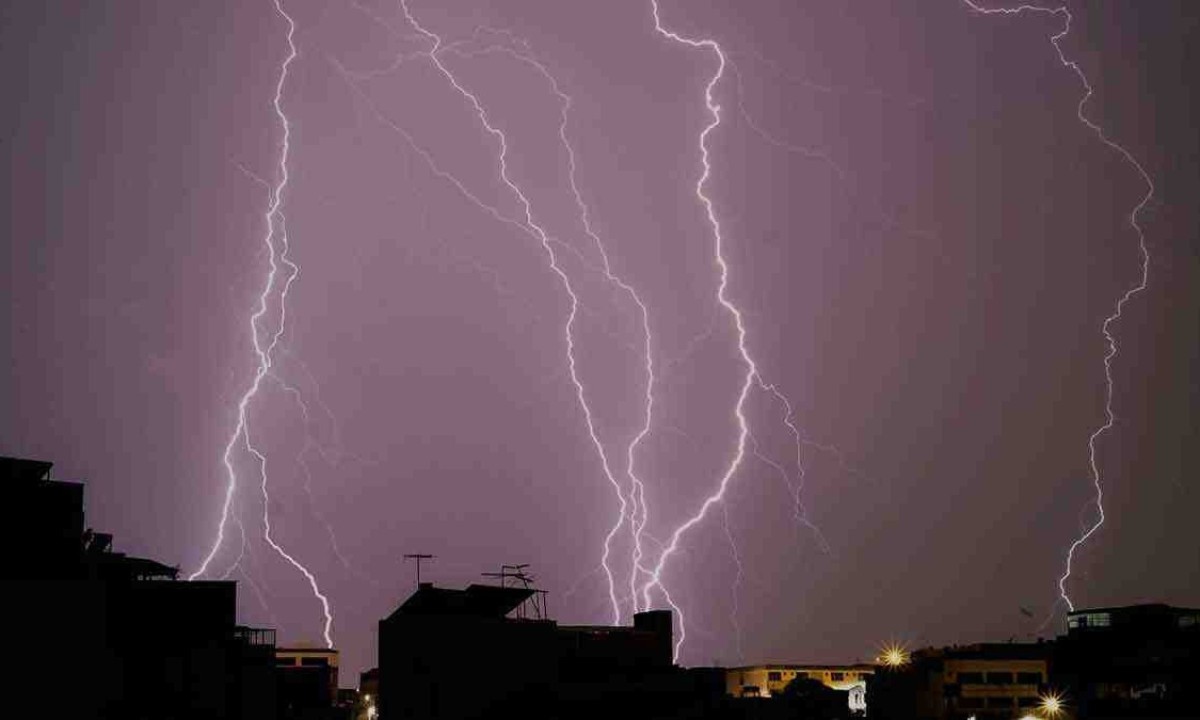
[
  {"left": 868, "top": 643, "right": 1049, "bottom": 720},
  {"left": 727, "top": 664, "right": 874, "bottom": 712}
]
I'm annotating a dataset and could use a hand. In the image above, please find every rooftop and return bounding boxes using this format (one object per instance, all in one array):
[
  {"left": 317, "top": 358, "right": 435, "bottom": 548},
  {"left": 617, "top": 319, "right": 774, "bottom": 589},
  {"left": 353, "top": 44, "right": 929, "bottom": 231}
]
[
  {"left": 0, "top": 456, "right": 54, "bottom": 483},
  {"left": 391, "top": 582, "right": 536, "bottom": 619}
]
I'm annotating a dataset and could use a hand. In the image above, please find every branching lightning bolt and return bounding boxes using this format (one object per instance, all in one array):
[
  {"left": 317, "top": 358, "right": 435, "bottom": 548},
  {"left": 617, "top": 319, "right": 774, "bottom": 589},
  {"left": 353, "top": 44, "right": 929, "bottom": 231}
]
[
  {"left": 446, "top": 36, "right": 663, "bottom": 626},
  {"left": 190, "top": 0, "right": 335, "bottom": 648},
  {"left": 720, "top": 502, "right": 745, "bottom": 662},
  {"left": 640, "top": 1, "right": 786, "bottom": 661},
  {"left": 274, "top": 371, "right": 376, "bottom": 587},
  {"left": 960, "top": 1, "right": 1154, "bottom": 613},
  {"left": 392, "top": 0, "right": 648, "bottom": 625}
]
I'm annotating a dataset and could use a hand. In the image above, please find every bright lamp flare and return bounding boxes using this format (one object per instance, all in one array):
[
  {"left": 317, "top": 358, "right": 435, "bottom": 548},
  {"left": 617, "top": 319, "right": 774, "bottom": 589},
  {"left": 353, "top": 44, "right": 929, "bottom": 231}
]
[
  {"left": 1040, "top": 693, "right": 1064, "bottom": 717},
  {"left": 879, "top": 643, "right": 909, "bottom": 667}
]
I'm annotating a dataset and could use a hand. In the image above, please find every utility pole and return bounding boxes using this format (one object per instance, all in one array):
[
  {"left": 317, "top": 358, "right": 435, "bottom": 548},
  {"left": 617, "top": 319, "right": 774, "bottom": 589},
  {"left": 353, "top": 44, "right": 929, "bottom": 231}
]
[{"left": 403, "top": 553, "right": 434, "bottom": 588}]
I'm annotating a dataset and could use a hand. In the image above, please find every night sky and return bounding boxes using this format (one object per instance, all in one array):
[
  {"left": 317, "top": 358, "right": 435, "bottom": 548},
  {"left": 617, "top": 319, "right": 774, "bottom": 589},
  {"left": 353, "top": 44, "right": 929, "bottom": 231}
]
[{"left": 3, "top": 0, "right": 1198, "bottom": 682}]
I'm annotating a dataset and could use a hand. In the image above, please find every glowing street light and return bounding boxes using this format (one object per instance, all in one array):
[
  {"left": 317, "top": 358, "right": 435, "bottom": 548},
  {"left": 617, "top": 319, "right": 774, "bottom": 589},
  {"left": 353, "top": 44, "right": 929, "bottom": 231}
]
[
  {"left": 1040, "top": 692, "right": 1064, "bottom": 717},
  {"left": 878, "top": 643, "right": 910, "bottom": 668}
]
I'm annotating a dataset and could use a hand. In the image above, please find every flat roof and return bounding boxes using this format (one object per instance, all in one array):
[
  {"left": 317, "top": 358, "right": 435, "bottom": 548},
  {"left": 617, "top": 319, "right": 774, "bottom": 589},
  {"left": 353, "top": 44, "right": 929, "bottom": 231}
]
[
  {"left": 0, "top": 456, "right": 54, "bottom": 482},
  {"left": 1068, "top": 603, "right": 1200, "bottom": 615},
  {"left": 277, "top": 646, "right": 338, "bottom": 655}
]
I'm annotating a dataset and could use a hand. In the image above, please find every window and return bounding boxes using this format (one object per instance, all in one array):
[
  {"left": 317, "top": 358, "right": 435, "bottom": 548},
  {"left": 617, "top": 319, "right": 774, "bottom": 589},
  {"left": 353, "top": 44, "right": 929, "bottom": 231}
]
[
  {"left": 1017, "top": 696, "right": 1039, "bottom": 707},
  {"left": 959, "top": 697, "right": 985, "bottom": 709},
  {"left": 831, "top": 672, "right": 845, "bottom": 681},
  {"left": 768, "top": 671, "right": 782, "bottom": 682},
  {"left": 1179, "top": 614, "right": 1200, "bottom": 628},
  {"left": 958, "top": 672, "right": 984, "bottom": 684},
  {"left": 986, "top": 697, "right": 1013, "bottom": 708},
  {"left": 1017, "top": 672, "right": 1042, "bottom": 684},
  {"left": 1069, "top": 611, "right": 1111, "bottom": 629},
  {"left": 301, "top": 657, "right": 329, "bottom": 667},
  {"left": 986, "top": 672, "right": 1013, "bottom": 685}
]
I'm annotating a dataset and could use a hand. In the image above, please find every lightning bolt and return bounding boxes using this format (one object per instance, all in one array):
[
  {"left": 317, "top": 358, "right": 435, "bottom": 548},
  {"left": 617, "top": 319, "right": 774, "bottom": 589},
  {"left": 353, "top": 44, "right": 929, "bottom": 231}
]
[
  {"left": 720, "top": 503, "right": 745, "bottom": 662},
  {"left": 274, "top": 370, "right": 376, "bottom": 587},
  {"left": 639, "top": 1, "right": 767, "bottom": 661},
  {"left": 222, "top": 514, "right": 281, "bottom": 629},
  {"left": 190, "top": 0, "right": 335, "bottom": 648},
  {"left": 960, "top": 1, "right": 1154, "bottom": 613},
  {"left": 359, "top": 3, "right": 693, "bottom": 628},
  {"left": 644, "top": 0, "right": 869, "bottom": 662}
]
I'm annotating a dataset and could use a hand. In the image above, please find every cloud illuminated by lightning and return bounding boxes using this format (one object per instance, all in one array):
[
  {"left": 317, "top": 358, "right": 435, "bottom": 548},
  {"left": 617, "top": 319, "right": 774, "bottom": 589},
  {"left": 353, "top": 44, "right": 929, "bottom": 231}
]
[
  {"left": 960, "top": 1, "right": 1154, "bottom": 613},
  {"left": 190, "top": 0, "right": 335, "bottom": 649}
]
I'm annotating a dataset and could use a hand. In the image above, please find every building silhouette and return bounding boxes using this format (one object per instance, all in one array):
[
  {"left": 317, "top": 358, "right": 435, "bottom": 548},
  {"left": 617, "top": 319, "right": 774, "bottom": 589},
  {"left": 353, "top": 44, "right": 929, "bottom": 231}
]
[
  {"left": 1054, "top": 603, "right": 1200, "bottom": 717},
  {"left": 867, "top": 642, "right": 1050, "bottom": 719},
  {"left": 276, "top": 645, "right": 345, "bottom": 719},
  {"left": 866, "top": 607, "right": 1200, "bottom": 719},
  {"left": 378, "top": 581, "right": 728, "bottom": 719},
  {"left": 4, "top": 455, "right": 277, "bottom": 719}
]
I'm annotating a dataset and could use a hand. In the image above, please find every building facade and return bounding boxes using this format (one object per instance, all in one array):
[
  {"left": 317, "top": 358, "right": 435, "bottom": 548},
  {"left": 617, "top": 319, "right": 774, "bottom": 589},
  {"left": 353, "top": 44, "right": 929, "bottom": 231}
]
[
  {"left": 275, "top": 646, "right": 342, "bottom": 719},
  {"left": 868, "top": 643, "right": 1049, "bottom": 720},
  {"left": 1054, "top": 604, "right": 1200, "bottom": 717},
  {"left": 727, "top": 664, "right": 873, "bottom": 712}
]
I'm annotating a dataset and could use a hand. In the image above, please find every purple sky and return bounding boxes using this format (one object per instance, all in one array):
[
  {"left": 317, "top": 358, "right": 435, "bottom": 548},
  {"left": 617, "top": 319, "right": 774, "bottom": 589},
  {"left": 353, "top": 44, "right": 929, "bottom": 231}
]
[{"left": 4, "top": 0, "right": 1198, "bottom": 682}]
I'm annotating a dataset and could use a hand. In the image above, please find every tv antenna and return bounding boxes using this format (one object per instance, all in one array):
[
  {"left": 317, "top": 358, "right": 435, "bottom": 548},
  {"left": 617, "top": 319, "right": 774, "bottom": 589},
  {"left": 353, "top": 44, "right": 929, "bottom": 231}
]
[
  {"left": 483, "top": 563, "right": 548, "bottom": 620},
  {"left": 403, "top": 553, "right": 434, "bottom": 588}
]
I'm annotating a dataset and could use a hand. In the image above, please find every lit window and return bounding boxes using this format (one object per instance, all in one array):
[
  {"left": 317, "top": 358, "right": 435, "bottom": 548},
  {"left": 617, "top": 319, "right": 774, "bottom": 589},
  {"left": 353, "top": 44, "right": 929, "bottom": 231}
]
[{"left": 1070, "top": 611, "right": 1111, "bottom": 628}]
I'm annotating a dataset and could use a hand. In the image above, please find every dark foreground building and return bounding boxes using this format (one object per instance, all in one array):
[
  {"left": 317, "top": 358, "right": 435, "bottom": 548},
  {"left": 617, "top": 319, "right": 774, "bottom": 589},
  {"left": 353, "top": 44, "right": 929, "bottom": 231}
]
[
  {"left": 867, "top": 642, "right": 1050, "bottom": 720},
  {"left": 4, "top": 456, "right": 277, "bottom": 719},
  {"left": 378, "top": 581, "right": 727, "bottom": 719},
  {"left": 1055, "top": 604, "right": 1200, "bottom": 718},
  {"left": 867, "top": 605, "right": 1200, "bottom": 720},
  {"left": 276, "top": 645, "right": 353, "bottom": 720}
]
